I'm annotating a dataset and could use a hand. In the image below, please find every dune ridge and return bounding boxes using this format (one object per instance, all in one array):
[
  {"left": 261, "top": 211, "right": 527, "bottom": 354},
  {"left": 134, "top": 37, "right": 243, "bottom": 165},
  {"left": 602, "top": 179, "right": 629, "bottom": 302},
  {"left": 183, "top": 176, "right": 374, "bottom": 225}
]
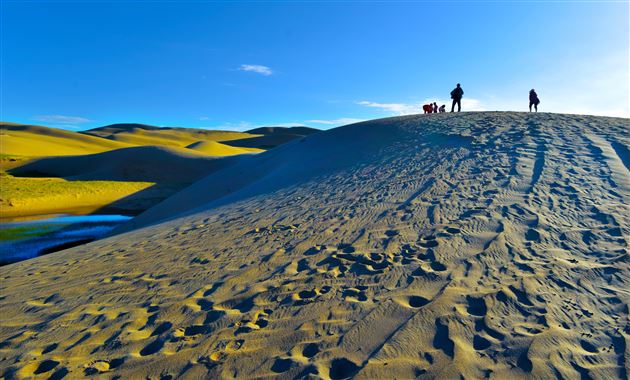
[
  {"left": 84, "top": 128, "right": 251, "bottom": 150},
  {"left": 0, "top": 112, "right": 628, "bottom": 379},
  {"left": 0, "top": 123, "right": 132, "bottom": 157},
  {"left": 185, "top": 140, "right": 262, "bottom": 156}
]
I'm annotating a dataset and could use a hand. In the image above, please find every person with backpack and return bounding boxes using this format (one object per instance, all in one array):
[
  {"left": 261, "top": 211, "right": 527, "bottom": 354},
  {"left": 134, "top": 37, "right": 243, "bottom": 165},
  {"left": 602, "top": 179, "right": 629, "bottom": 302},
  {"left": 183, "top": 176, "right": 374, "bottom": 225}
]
[
  {"left": 450, "top": 83, "right": 464, "bottom": 112},
  {"left": 529, "top": 89, "right": 540, "bottom": 112}
]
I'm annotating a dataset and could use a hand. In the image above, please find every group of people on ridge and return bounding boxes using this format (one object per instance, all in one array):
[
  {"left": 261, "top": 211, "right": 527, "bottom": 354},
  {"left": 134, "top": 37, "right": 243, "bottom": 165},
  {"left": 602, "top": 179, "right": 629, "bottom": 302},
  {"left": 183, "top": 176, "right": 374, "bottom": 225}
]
[
  {"left": 422, "top": 102, "right": 446, "bottom": 114},
  {"left": 423, "top": 84, "right": 541, "bottom": 113}
]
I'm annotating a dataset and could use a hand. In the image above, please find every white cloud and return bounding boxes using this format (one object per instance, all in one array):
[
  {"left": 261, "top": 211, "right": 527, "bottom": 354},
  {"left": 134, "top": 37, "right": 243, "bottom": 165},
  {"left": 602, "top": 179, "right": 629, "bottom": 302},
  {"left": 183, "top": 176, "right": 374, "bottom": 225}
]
[
  {"left": 238, "top": 64, "right": 273, "bottom": 76},
  {"left": 356, "top": 101, "right": 420, "bottom": 115},
  {"left": 306, "top": 118, "right": 365, "bottom": 126},
  {"left": 198, "top": 116, "right": 210, "bottom": 121},
  {"left": 202, "top": 121, "right": 258, "bottom": 131},
  {"left": 34, "top": 114, "right": 91, "bottom": 124},
  {"left": 358, "top": 98, "right": 485, "bottom": 115}
]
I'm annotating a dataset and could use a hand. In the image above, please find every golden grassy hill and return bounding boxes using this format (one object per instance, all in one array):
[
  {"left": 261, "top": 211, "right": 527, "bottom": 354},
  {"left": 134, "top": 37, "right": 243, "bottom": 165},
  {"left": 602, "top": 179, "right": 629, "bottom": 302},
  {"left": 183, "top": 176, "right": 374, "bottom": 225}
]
[
  {"left": 82, "top": 123, "right": 260, "bottom": 149},
  {"left": 1, "top": 112, "right": 628, "bottom": 379},
  {"left": 186, "top": 140, "right": 262, "bottom": 155},
  {"left": 2, "top": 146, "right": 238, "bottom": 218},
  {"left": 0, "top": 122, "right": 132, "bottom": 157},
  {"left": 0, "top": 122, "right": 318, "bottom": 218}
]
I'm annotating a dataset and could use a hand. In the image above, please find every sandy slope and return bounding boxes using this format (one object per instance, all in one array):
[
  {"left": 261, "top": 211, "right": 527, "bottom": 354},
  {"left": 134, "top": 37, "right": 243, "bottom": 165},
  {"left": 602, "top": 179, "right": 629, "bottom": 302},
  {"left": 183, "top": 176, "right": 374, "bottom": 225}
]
[{"left": 0, "top": 112, "right": 628, "bottom": 379}]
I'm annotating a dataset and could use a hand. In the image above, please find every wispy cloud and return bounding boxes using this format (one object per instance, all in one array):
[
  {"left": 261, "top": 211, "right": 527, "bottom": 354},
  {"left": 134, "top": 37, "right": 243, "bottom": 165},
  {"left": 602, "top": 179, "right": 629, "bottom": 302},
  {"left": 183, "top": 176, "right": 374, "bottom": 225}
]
[
  {"left": 358, "top": 98, "right": 485, "bottom": 115},
  {"left": 305, "top": 118, "right": 365, "bottom": 126},
  {"left": 202, "top": 121, "right": 258, "bottom": 131},
  {"left": 34, "top": 114, "right": 91, "bottom": 124},
  {"left": 356, "top": 101, "right": 419, "bottom": 115},
  {"left": 238, "top": 64, "right": 273, "bottom": 76}
]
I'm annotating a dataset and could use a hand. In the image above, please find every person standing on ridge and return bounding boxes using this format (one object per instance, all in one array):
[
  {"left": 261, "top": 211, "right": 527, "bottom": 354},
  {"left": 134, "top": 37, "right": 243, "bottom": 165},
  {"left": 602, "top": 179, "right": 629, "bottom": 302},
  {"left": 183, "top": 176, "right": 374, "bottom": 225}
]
[
  {"left": 450, "top": 83, "right": 464, "bottom": 112},
  {"left": 433, "top": 102, "right": 438, "bottom": 113},
  {"left": 529, "top": 89, "right": 540, "bottom": 112}
]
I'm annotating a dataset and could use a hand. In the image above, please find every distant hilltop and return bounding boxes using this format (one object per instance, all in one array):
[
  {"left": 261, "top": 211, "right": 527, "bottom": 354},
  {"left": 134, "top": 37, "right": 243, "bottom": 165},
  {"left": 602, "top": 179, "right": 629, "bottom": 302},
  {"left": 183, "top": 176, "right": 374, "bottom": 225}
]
[
  {"left": 245, "top": 126, "right": 320, "bottom": 136},
  {"left": 82, "top": 123, "right": 320, "bottom": 137},
  {"left": 0, "top": 122, "right": 322, "bottom": 157}
]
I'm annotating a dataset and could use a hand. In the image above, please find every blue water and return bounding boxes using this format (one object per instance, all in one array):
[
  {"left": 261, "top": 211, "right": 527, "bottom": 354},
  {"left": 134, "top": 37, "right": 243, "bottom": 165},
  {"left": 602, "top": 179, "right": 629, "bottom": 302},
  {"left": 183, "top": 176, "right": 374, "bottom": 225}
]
[{"left": 0, "top": 214, "right": 132, "bottom": 265}]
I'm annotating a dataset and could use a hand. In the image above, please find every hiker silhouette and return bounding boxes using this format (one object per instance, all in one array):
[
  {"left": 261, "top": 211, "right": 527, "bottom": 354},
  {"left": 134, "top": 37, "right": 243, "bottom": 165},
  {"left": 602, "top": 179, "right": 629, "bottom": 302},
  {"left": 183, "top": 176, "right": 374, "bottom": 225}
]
[
  {"left": 450, "top": 83, "right": 463, "bottom": 112},
  {"left": 529, "top": 89, "right": 540, "bottom": 112}
]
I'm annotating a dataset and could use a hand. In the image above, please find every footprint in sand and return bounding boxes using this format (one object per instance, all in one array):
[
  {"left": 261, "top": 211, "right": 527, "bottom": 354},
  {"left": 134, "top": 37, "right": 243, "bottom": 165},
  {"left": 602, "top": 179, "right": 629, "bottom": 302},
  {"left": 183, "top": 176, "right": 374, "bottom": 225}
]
[
  {"left": 302, "top": 343, "right": 320, "bottom": 358},
  {"left": 433, "top": 318, "right": 454, "bottom": 359},
  {"left": 34, "top": 360, "right": 60, "bottom": 375},
  {"left": 304, "top": 245, "right": 327, "bottom": 256},
  {"left": 84, "top": 359, "right": 123, "bottom": 375},
  {"left": 466, "top": 296, "right": 487, "bottom": 317},
  {"left": 473, "top": 335, "right": 492, "bottom": 350},
  {"left": 397, "top": 295, "right": 430, "bottom": 308},
  {"left": 385, "top": 229, "right": 400, "bottom": 237},
  {"left": 444, "top": 227, "right": 461, "bottom": 235},
  {"left": 139, "top": 338, "right": 164, "bottom": 356},
  {"left": 42, "top": 342, "right": 59, "bottom": 354},
  {"left": 342, "top": 287, "right": 368, "bottom": 302},
  {"left": 16, "top": 360, "right": 65, "bottom": 379},
  {"left": 329, "top": 357, "right": 360, "bottom": 380},
  {"left": 271, "top": 357, "right": 296, "bottom": 373},
  {"left": 234, "top": 309, "right": 273, "bottom": 334}
]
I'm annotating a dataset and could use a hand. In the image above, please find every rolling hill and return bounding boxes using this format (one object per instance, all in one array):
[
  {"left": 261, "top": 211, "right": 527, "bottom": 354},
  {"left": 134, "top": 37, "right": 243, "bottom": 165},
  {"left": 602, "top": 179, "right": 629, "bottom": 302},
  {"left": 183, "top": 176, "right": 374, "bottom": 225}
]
[
  {"left": 82, "top": 123, "right": 256, "bottom": 149},
  {"left": 1, "top": 113, "right": 628, "bottom": 379},
  {"left": 0, "top": 122, "right": 132, "bottom": 157}
]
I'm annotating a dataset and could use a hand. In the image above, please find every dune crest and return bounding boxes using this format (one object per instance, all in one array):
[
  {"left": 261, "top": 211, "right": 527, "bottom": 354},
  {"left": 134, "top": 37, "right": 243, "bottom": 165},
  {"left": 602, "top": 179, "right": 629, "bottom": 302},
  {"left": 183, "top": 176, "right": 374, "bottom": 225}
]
[
  {"left": 185, "top": 140, "right": 262, "bottom": 156},
  {"left": 0, "top": 112, "right": 628, "bottom": 379},
  {"left": 0, "top": 123, "right": 132, "bottom": 156}
]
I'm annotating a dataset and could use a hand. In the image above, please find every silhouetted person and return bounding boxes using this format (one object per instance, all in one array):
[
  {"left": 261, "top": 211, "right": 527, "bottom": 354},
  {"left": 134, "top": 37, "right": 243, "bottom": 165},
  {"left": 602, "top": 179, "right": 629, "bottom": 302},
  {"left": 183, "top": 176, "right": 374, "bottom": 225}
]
[
  {"left": 422, "top": 104, "right": 433, "bottom": 114},
  {"left": 450, "top": 83, "right": 464, "bottom": 112},
  {"left": 439, "top": 104, "right": 446, "bottom": 113},
  {"left": 529, "top": 89, "right": 540, "bottom": 112},
  {"left": 433, "top": 102, "right": 438, "bottom": 113}
]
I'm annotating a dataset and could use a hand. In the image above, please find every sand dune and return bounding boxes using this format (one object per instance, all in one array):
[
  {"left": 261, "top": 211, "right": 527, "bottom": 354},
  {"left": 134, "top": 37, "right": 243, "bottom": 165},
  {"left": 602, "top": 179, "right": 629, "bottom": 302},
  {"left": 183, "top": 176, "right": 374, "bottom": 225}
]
[
  {"left": 3, "top": 146, "right": 238, "bottom": 217},
  {"left": 223, "top": 125, "right": 320, "bottom": 149},
  {"left": 0, "top": 123, "right": 132, "bottom": 157},
  {"left": 83, "top": 123, "right": 261, "bottom": 149},
  {"left": 0, "top": 112, "right": 628, "bottom": 379},
  {"left": 185, "top": 140, "right": 262, "bottom": 156},
  {"left": 9, "top": 145, "right": 231, "bottom": 183},
  {"left": 245, "top": 126, "right": 320, "bottom": 136}
]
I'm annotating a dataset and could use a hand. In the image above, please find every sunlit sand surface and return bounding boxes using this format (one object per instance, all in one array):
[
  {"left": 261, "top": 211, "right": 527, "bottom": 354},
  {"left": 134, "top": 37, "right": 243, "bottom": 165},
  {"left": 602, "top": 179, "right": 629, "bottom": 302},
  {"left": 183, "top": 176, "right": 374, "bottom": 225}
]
[{"left": 0, "top": 112, "right": 628, "bottom": 379}]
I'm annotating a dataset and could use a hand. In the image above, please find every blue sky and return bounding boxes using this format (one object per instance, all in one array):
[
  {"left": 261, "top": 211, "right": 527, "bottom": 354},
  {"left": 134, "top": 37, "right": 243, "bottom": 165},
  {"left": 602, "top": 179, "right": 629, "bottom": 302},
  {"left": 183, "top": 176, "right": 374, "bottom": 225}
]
[{"left": 2, "top": 1, "right": 628, "bottom": 131}]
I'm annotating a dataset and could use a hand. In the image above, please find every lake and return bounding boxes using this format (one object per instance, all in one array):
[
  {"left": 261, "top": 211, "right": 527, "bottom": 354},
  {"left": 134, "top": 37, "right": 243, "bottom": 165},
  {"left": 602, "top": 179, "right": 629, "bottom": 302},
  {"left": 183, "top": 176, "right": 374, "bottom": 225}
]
[{"left": 0, "top": 214, "right": 132, "bottom": 265}]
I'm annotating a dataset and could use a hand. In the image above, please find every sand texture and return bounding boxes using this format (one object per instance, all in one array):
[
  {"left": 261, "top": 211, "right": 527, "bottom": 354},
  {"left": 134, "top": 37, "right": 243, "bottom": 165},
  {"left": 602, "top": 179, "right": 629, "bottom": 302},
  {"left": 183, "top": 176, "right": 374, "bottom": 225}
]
[{"left": 0, "top": 112, "right": 628, "bottom": 379}]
